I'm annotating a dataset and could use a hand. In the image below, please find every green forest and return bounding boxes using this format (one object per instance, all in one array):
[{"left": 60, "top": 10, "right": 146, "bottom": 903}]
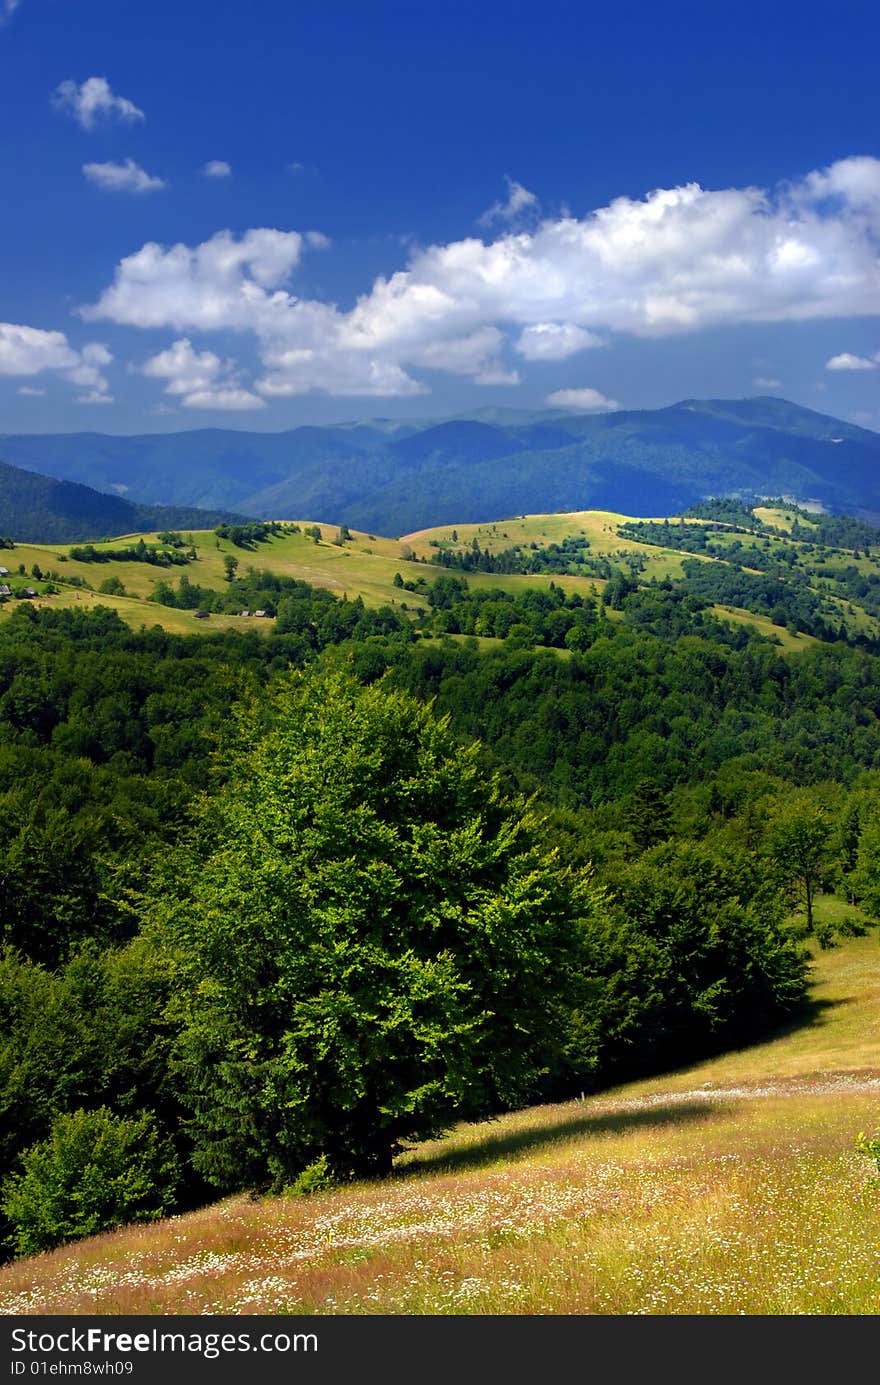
[{"left": 2, "top": 504, "right": 880, "bottom": 1259}]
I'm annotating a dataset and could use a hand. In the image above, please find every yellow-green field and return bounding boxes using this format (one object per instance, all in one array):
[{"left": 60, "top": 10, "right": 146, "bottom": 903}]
[
  {"left": 402, "top": 510, "right": 700, "bottom": 582},
  {"left": 3, "top": 928, "right": 878, "bottom": 1316},
  {"left": 0, "top": 517, "right": 618, "bottom": 635},
  {"left": 2, "top": 507, "right": 876, "bottom": 646}
]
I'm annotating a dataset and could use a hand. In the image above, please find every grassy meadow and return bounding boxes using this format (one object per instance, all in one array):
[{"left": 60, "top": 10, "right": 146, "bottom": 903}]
[{"left": 2, "top": 923, "right": 877, "bottom": 1317}]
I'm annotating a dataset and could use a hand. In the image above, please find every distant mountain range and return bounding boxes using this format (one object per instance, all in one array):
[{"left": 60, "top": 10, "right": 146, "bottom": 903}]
[
  {"left": 0, "top": 459, "right": 249, "bottom": 544},
  {"left": 2, "top": 396, "right": 879, "bottom": 537}
]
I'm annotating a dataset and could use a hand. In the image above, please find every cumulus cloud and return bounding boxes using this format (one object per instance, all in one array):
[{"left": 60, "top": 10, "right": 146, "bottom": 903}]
[
  {"left": 84, "top": 229, "right": 315, "bottom": 328},
  {"left": 546, "top": 387, "right": 620, "bottom": 412},
  {"left": 256, "top": 353, "right": 426, "bottom": 399},
  {"left": 0, "top": 322, "right": 112, "bottom": 400},
  {"left": 1, "top": 1, "right": 21, "bottom": 25},
  {"left": 138, "top": 337, "right": 265, "bottom": 411},
  {"left": 82, "top": 157, "right": 880, "bottom": 400},
  {"left": 67, "top": 343, "right": 114, "bottom": 399},
  {"left": 140, "top": 338, "right": 224, "bottom": 393},
  {"left": 83, "top": 159, "right": 166, "bottom": 193},
  {"left": 407, "top": 326, "right": 519, "bottom": 383},
  {"left": 516, "top": 322, "right": 602, "bottom": 361},
  {"left": 17, "top": 386, "right": 46, "bottom": 397},
  {"left": 53, "top": 77, "right": 144, "bottom": 130},
  {"left": 753, "top": 376, "right": 782, "bottom": 389},
  {"left": 825, "top": 352, "right": 878, "bottom": 370},
  {"left": 183, "top": 387, "right": 265, "bottom": 411},
  {"left": 478, "top": 177, "right": 539, "bottom": 227},
  {"left": 202, "top": 160, "right": 231, "bottom": 179},
  {"left": 801, "top": 156, "right": 880, "bottom": 213},
  {"left": 0, "top": 323, "right": 79, "bottom": 375}
]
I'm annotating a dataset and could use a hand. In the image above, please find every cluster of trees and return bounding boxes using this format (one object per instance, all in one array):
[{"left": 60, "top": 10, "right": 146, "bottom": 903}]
[
  {"left": 418, "top": 574, "right": 602, "bottom": 648},
  {"left": 813, "top": 564, "right": 880, "bottom": 619},
  {"left": 147, "top": 568, "right": 418, "bottom": 646},
  {"left": 621, "top": 519, "right": 760, "bottom": 551},
  {"left": 683, "top": 499, "right": 766, "bottom": 527},
  {"left": 68, "top": 541, "right": 191, "bottom": 567},
  {"left": 783, "top": 508, "right": 880, "bottom": 554},
  {"left": 620, "top": 521, "right": 800, "bottom": 575},
  {"left": 0, "top": 649, "right": 817, "bottom": 1253},
  {"left": 683, "top": 498, "right": 880, "bottom": 554},
  {"left": 678, "top": 558, "right": 836, "bottom": 639},
  {"left": 213, "top": 521, "right": 287, "bottom": 547},
  {"left": 428, "top": 534, "right": 603, "bottom": 577}
]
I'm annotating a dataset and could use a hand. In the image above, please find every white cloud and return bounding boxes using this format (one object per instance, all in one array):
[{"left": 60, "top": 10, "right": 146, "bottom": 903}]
[
  {"left": 183, "top": 387, "right": 265, "bottom": 411},
  {"left": 802, "top": 156, "right": 880, "bottom": 213},
  {"left": 17, "top": 386, "right": 46, "bottom": 397},
  {"left": 83, "top": 159, "right": 166, "bottom": 193},
  {"left": 1, "top": 1, "right": 21, "bottom": 24},
  {"left": 478, "top": 177, "right": 539, "bottom": 227},
  {"left": 753, "top": 376, "right": 782, "bottom": 389},
  {"left": 202, "top": 160, "right": 232, "bottom": 179},
  {"left": 81, "top": 342, "right": 113, "bottom": 367},
  {"left": 516, "top": 322, "right": 602, "bottom": 361},
  {"left": 53, "top": 76, "right": 144, "bottom": 130},
  {"left": 65, "top": 342, "right": 114, "bottom": 399},
  {"left": 825, "top": 352, "right": 877, "bottom": 370},
  {"left": 408, "top": 326, "right": 518, "bottom": 383},
  {"left": 138, "top": 337, "right": 265, "bottom": 411},
  {"left": 0, "top": 322, "right": 113, "bottom": 400},
  {"left": 84, "top": 229, "right": 313, "bottom": 328},
  {"left": 0, "top": 323, "right": 78, "bottom": 375},
  {"left": 256, "top": 354, "right": 426, "bottom": 398},
  {"left": 546, "top": 387, "right": 620, "bottom": 412},
  {"left": 82, "top": 157, "right": 880, "bottom": 400},
  {"left": 140, "top": 338, "right": 224, "bottom": 395}
]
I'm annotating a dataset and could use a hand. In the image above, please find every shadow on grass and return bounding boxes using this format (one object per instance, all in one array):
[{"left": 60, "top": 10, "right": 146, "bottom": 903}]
[
  {"left": 399, "top": 1099, "right": 719, "bottom": 1178},
  {"left": 399, "top": 992, "right": 850, "bottom": 1180},
  {"left": 763, "top": 993, "right": 840, "bottom": 1039}
]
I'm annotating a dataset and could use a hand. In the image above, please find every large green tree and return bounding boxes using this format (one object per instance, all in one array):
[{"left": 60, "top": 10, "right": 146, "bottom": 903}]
[
  {"left": 155, "top": 671, "right": 602, "bottom": 1189},
  {"left": 767, "top": 798, "right": 830, "bottom": 933}
]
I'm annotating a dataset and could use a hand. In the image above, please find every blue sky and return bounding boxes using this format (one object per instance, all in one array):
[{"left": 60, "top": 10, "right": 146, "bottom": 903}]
[{"left": 1, "top": 0, "right": 879, "bottom": 433}]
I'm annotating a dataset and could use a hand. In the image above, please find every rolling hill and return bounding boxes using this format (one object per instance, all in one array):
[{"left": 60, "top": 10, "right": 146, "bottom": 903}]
[
  {"left": 2, "top": 396, "right": 879, "bottom": 535},
  {"left": 5, "top": 499, "right": 880, "bottom": 653},
  {"left": 0, "top": 458, "right": 252, "bottom": 543}
]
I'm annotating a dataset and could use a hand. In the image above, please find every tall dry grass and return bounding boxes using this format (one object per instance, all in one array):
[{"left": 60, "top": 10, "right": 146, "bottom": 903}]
[{"left": 2, "top": 932, "right": 878, "bottom": 1316}]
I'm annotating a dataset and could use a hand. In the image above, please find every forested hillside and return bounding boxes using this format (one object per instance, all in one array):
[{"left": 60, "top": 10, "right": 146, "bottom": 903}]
[
  {"left": 3, "top": 496, "right": 880, "bottom": 1256},
  {"left": 0, "top": 458, "right": 251, "bottom": 542},
  {"left": 3, "top": 396, "right": 880, "bottom": 532}
]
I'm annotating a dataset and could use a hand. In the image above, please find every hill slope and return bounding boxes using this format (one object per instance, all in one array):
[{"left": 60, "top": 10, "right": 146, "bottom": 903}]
[
  {"left": 7, "top": 499, "right": 880, "bottom": 650},
  {"left": 2, "top": 396, "right": 879, "bottom": 534},
  {"left": 2, "top": 927, "right": 877, "bottom": 1316},
  {"left": 0, "top": 459, "right": 252, "bottom": 542}
]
